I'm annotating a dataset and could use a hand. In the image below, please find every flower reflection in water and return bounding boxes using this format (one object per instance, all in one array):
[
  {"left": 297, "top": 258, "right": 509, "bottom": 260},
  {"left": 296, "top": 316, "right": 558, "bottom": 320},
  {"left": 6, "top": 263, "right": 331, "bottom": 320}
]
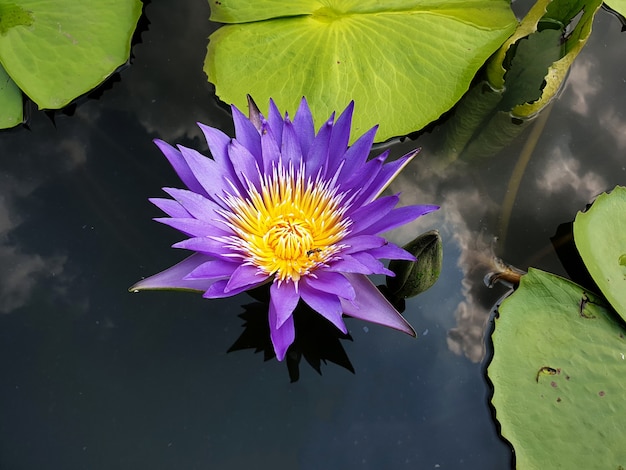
[{"left": 229, "top": 293, "right": 355, "bottom": 382}]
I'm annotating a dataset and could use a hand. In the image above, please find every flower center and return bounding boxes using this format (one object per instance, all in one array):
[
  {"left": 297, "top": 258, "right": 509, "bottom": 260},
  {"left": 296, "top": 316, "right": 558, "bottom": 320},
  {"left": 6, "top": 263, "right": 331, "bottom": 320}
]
[
  {"left": 219, "top": 161, "right": 351, "bottom": 283},
  {"left": 266, "top": 218, "right": 314, "bottom": 260}
]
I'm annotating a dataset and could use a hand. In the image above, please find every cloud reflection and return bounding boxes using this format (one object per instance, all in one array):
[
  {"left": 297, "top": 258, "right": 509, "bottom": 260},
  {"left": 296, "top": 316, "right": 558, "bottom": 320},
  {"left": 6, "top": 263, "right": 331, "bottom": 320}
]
[
  {"left": 387, "top": 153, "right": 508, "bottom": 363},
  {"left": 0, "top": 136, "right": 88, "bottom": 314},
  {"left": 0, "top": 245, "right": 66, "bottom": 314},
  {"left": 599, "top": 107, "right": 626, "bottom": 152},
  {"left": 563, "top": 57, "right": 601, "bottom": 117},
  {"left": 537, "top": 146, "right": 607, "bottom": 198}
]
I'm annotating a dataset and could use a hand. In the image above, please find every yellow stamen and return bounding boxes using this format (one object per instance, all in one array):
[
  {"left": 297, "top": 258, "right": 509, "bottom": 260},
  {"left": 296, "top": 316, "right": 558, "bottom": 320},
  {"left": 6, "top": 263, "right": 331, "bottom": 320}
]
[{"left": 218, "top": 161, "right": 351, "bottom": 283}]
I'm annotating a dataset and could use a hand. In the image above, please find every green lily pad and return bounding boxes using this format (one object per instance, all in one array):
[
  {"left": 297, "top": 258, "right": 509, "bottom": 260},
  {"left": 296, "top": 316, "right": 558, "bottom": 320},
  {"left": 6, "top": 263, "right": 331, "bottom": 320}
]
[
  {"left": 489, "top": 268, "right": 626, "bottom": 469},
  {"left": 205, "top": 0, "right": 517, "bottom": 142},
  {"left": 0, "top": 62, "right": 22, "bottom": 127},
  {"left": 0, "top": 0, "right": 142, "bottom": 113},
  {"left": 604, "top": 0, "right": 626, "bottom": 16},
  {"left": 574, "top": 186, "right": 626, "bottom": 321}
]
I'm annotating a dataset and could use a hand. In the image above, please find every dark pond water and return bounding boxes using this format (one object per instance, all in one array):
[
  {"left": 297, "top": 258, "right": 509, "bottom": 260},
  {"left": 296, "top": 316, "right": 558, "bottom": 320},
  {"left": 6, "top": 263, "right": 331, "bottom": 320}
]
[{"left": 1, "top": 2, "right": 625, "bottom": 469}]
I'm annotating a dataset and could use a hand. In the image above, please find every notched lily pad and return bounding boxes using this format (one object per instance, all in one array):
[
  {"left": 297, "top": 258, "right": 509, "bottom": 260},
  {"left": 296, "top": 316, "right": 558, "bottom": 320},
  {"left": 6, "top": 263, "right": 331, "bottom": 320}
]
[
  {"left": 489, "top": 268, "right": 626, "bottom": 469},
  {"left": 573, "top": 185, "right": 626, "bottom": 321},
  {"left": 206, "top": 0, "right": 517, "bottom": 142},
  {"left": 0, "top": 0, "right": 142, "bottom": 127}
]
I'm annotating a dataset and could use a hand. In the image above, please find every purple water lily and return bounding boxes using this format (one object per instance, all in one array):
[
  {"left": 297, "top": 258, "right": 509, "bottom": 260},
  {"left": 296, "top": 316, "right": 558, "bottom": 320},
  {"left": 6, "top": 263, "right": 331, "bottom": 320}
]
[{"left": 131, "top": 97, "right": 438, "bottom": 360}]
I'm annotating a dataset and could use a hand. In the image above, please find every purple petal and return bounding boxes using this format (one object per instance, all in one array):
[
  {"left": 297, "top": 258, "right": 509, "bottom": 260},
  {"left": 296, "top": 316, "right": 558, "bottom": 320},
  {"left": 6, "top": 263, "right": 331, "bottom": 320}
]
[
  {"left": 341, "top": 235, "right": 387, "bottom": 255},
  {"left": 364, "top": 205, "right": 440, "bottom": 235},
  {"left": 326, "top": 101, "right": 354, "bottom": 174},
  {"left": 301, "top": 271, "right": 355, "bottom": 300},
  {"left": 326, "top": 254, "right": 374, "bottom": 275},
  {"left": 341, "top": 152, "right": 386, "bottom": 194},
  {"left": 161, "top": 188, "right": 223, "bottom": 222},
  {"left": 299, "top": 284, "right": 347, "bottom": 334},
  {"left": 338, "top": 125, "right": 378, "bottom": 180},
  {"left": 269, "top": 300, "right": 295, "bottom": 361},
  {"left": 351, "top": 252, "right": 394, "bottom": 276},
  {"left": 130, "top": 253, "right": 216, "bottom": 292},
  {"left": 347, "top": 195, "right": 400, "bottom": 234},
  {"left": 154, "top": 139, "right": 207, "bottom": 197},
  {"left": 155, "top": 218, "right": 218, "bottom": 238},
  {"left": 261, "top": 120, "right": 281, "bottom": 174},
  {"left": 340, "top": 273, "right": 415, "bottom": 336},
  {"left": 224, "top": 264, "right": 267, "bottom": 293},
  {"left": 305, "top": 116, "right": 333, "bottom": 178},
  {"left": 196, "top": 123, "right": 230, "bottom": 167},
  {"left": 197, "top": 123, "right": 239, "bottom": 183},
  {"left": 154, "top": 217, "right": 224, "bottom": 239},
  {"left": 354, "top": 150, "right": 418, "bottom": 205},
  {"left": 149, "top": 198, "right": 190, "bottom": 218},
  {"left": 293, "top": 97, "right": 314, "bottom": 156},
  {"left": 267, "top": 99, "right": 284, "bottom": 145},
  {"left": 367, "top": 243, "right": 416, "bottom": 261},
  {"left": 280, "top": 118, "right": 302, "bottom": 166},
  {"left": 203, "top": 278, "right": 267, "bottom": 298},
  {"left": 177, "top": 145, "right": 230, "bottom": 199},
  {"left": 184, "top": 259, "right": 239, "bottom": 280},
  {"left": 270, "top": 281, "right": 300, "bottom": 328},
  {"left": 173, "top": 236, "right": 235, "bottom": 258},
  {"left": 228, "top": 140, "right": 261, "bottom": 189},
  {"left": 231, "top": 104, "right": 261, "bottom": 160}
]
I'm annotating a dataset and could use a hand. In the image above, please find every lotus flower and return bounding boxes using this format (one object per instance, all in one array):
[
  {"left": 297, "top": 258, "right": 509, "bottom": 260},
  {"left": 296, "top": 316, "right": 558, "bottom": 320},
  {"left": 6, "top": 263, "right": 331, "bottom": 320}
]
[{"left": 131, "top": 97, "right": 438, "bottom": 360}]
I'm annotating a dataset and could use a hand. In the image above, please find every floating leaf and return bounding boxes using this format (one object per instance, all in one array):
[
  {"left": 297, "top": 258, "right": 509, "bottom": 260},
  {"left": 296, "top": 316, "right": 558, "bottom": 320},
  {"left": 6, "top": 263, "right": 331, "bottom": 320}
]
[
  {"left": 573, "top": 185, "right": 626, "bottom": 321},
  {"left": 489, "top": 268, "right": 626, "bottom": 469},
  {"left": 0, "top": 0, "right": 142, "bottom": 117},
  {"left": 0, "top": 62, "right": 22, "bottom": 127},
  {"left": 386, "top": 230, "right": 443, "bottom": 298},
  {"left": 604, "top": 0, "right": 626, "bottom": 17},
  {"left": 206, "top": 0, "right": 517, "bottom": 142}
]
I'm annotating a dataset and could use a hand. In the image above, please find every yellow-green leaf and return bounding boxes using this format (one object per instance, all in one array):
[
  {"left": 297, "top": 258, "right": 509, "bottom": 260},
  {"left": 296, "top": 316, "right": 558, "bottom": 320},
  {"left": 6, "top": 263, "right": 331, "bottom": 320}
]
[
  {"left": 206, "top": 0, "right": 517, "bottom": 142},
  {"left": 0, "top": 0, "right": 142, "bottom": 110}
]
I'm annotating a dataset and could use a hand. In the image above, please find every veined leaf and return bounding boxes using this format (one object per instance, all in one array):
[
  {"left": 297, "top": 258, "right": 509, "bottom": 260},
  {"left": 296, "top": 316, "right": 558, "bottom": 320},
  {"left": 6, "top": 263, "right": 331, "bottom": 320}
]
[
  {"left": 206, "top": 0, "right": 517, "bottom": 142},
  {"left": 0, "top": 0, "right": 142, "bottom": 112}
]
